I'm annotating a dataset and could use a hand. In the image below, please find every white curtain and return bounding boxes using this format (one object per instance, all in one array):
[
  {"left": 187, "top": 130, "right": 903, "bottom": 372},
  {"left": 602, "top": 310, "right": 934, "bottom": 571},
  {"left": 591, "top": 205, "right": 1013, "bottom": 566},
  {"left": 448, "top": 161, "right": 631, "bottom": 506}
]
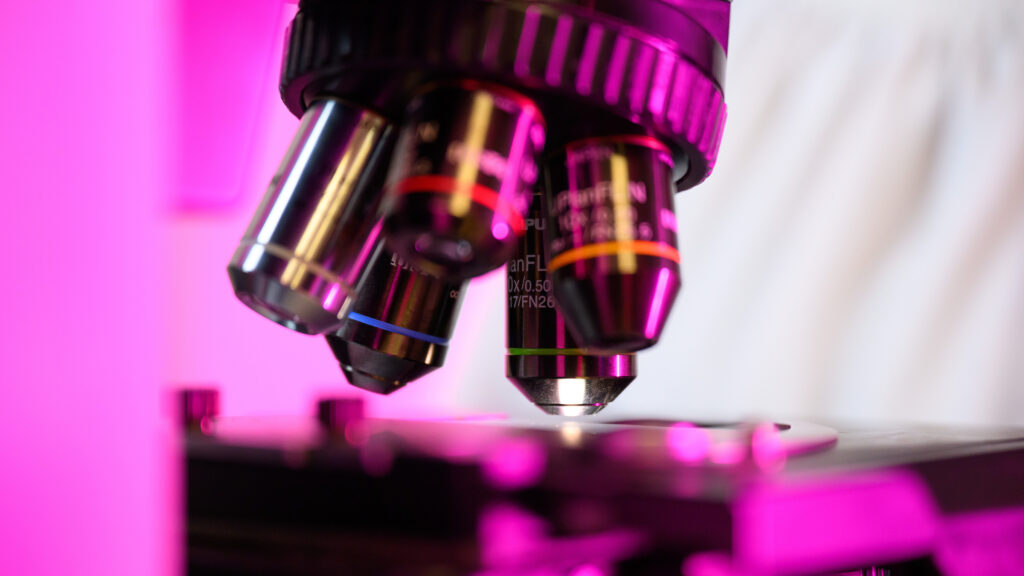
[{"left": 458, "top": 0, "right": 1024, "bottom": 426}]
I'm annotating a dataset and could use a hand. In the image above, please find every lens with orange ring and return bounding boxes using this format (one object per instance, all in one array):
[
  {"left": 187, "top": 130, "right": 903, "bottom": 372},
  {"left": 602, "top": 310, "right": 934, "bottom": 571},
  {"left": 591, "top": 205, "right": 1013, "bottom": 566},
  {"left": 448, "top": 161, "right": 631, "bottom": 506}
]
[
  {"left": 382, "top": 80, "right": 545, "bottom": 280},
  {"left": 544, "top": 135, "right": 682, "bottom": 352}
]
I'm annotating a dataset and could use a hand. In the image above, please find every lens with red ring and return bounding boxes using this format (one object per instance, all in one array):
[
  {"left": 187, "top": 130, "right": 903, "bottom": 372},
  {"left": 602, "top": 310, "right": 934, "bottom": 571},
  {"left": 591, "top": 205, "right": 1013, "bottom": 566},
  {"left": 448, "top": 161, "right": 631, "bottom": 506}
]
[{"left": 382, "top": 80, "right": 545, "bottom": 280}]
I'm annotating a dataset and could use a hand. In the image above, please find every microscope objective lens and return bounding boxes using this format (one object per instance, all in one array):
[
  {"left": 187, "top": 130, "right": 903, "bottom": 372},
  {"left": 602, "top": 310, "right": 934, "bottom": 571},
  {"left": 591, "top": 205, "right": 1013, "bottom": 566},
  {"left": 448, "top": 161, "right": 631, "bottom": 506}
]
[
  {"left": 507, "top": 191, "right": 637, "bottom": 415},
  {"left": 228, "top": 99, "right": 394, "bottom": 335},
  {"left": 229, "top": 0, "right": 729, "bottom": 415},
  {"left": 382, "top": 81, "right": 545, "bottom": 280},
  {"left": 544, "top": 136, "right": 683, "bottom": 352},
  {"left": 326, "top": 241, "right": 465, "bottom": 395}
]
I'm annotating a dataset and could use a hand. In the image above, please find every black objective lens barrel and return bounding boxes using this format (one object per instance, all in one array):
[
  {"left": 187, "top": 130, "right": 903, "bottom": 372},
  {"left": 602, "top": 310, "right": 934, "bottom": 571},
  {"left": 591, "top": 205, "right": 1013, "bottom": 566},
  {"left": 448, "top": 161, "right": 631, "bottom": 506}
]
[
  {"left": 507, "top": 192, "right": 637, "bottom": 416},
  {"left": 326, "top": 242, "right": 465, "bottom": 395},
  {"left": 544, "top": 136, "right": 682, "bottom": 352},
  {"left": 382, "top": 80, "right": 545, "bottom": 280}
]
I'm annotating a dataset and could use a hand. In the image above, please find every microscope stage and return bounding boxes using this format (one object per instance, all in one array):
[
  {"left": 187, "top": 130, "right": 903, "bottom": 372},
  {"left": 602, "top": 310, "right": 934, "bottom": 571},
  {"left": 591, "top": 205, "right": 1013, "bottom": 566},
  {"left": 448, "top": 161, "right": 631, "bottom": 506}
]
[{"left": 186, "top": 414, "right": 1024, "bottom": 575}]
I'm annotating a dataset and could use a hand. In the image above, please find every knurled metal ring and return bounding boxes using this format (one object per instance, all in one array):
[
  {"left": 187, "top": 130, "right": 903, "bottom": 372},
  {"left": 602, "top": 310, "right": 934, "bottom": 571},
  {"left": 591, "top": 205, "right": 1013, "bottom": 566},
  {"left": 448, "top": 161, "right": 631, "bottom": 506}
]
[{"left": 282, "top": 0, "right": 727, "bottom": 189}]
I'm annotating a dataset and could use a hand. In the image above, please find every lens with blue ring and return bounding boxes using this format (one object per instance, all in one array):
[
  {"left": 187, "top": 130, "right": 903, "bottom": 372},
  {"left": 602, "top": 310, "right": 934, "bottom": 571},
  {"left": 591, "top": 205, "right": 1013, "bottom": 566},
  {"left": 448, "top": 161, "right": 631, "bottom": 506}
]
[{"left": 326, "top": 241, "right": 466, "bottom": 394}]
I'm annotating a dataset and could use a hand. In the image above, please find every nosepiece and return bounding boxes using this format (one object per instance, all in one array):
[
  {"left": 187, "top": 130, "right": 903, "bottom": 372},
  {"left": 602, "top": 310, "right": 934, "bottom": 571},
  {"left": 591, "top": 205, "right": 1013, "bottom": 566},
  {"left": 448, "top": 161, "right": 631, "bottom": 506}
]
[
  {"left": 228, "top": 99, "right": 392, "bottom": 334},
  {"left": 545, "top": 136, "right": 682, "bottom": 351},
  {"left": 326, "top": 244, "right": 465, "bottom": 394},
  {"left": 383, "top": 80, "right": 545, "bottom": 280}
]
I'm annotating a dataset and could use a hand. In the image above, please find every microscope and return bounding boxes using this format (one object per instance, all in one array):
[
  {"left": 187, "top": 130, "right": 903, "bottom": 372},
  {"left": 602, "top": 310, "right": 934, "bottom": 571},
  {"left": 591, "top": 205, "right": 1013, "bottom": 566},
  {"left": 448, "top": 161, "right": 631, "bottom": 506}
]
[
  {"left": 227, "top": 0, "right": 729, "bottom": 415},
  {"left": 195, "top": 3, "right": 1024, "bottom": 574}
]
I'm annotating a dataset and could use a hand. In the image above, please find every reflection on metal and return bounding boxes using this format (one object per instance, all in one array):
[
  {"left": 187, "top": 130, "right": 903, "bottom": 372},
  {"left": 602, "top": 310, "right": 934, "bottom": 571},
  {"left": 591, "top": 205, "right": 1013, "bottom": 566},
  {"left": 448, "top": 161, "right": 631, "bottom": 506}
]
[
  {"left": 228, "top": 99, "right": 393, "bottom": 334},
  {"left": 557, "top": 378, "right": 588, "bottom": 406},
  {"left": 326, "top": 245, "right": 466, "bottom": 394},
  {"left": 507, "top": 192, "right": 638, "bottom": 414},
  {"left": 478, "top": 503, "right": 644, "bottom": 574},
  {"left": 545, "top": 136, "right": 682, "bottom": 352}
]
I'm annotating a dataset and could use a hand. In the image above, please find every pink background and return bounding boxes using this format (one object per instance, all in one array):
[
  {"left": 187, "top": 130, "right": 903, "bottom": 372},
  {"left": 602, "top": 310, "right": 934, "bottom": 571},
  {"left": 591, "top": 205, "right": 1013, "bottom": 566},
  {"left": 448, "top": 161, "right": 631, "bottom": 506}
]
[
  {"left": 0, "top": 0, "right": 174, "bottom": 573},
  {"left": 0, "top": 3, "right": 483, "bottom": 573},
  {"left": 2, "top": 1, "right": 1022, "bottom": 574}
]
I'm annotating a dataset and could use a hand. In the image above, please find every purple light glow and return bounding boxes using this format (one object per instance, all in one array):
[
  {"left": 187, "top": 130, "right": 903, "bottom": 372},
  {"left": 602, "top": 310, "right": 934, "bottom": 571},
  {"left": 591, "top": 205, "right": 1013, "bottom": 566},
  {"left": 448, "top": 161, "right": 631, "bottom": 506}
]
[
  {"left": 576, "top": 25, "right": 605, "bottom": 96},
  {"left": 681, "top": 552, "right": 733, "bottom": 576},
  {"left": 530, "top": 123, "right": 546, "bottom": 151},
  {"left": 701, "top": 90, "right": 725, "bottom": 155},
  {"left": 604, "top": 35, "right": 631, "bottom": 105},
  {"left": 734, "top": 471, "right": 939, "bottom": 575},
  {"left": 496, "top": 87, "right": 540, "bottom": 232},
  {"left": 173, "top": 0, "right": 283, "bottom": 212},
  {"left": 935, "top": 507, "right": 1024, "bottom": 575},
  {"left": 0, "top": 0, "right": 182, "bottom": 573},
  {"left": 479, "top": 504, "right": 549, "bottom": 567},
  {"left": 708, "top": 439, "right": 746, "bottom": 466},
  {"left": 613, "top": 354, "right": 626, "bottom": 377},
  {"left": 515, "top": 7, "right": 541, "bottom": 78},
  {"left": 568, "top": 564, "right": 607, "bottom": 576},
  {"left": 666, "top": 422, "right": 711, "bottom": 463},
  {"left": 479, "top": 504, "right": 645, "bottom": 574},
  {"left": 546, "top": 14, "right": 574, "bottom": 86},
  {"left": 321, "top": 282, "right": 343, "bottom": 310},
  {"left": 647, "top": 51, "right": 676, "bottom": 118},
  {"left": 685, "top": 80, "right": 712, "bottom": 144},
  {"left": 482, "top": 437, "right": 547, "bottom": 490},
  {"left": 750, "top": 423, "right": 786, "bottom": 472},
  {"left": 660, "top": 208, "right": 679, "bottom": 232},
  {"left": 492, "top": 222, "right": 511, "bottom": 240},
  {"left": 666, "top": 65, "right": 693, "bottom": 133},
  {"left": 644, "top": 267, "right": 672, "bottom": 339},
  {"left": 342, "top": 218, "right": 383, "bottom": 285},
  {"left": 628, "top": 44, "right": 656, "bottom": 114}
]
